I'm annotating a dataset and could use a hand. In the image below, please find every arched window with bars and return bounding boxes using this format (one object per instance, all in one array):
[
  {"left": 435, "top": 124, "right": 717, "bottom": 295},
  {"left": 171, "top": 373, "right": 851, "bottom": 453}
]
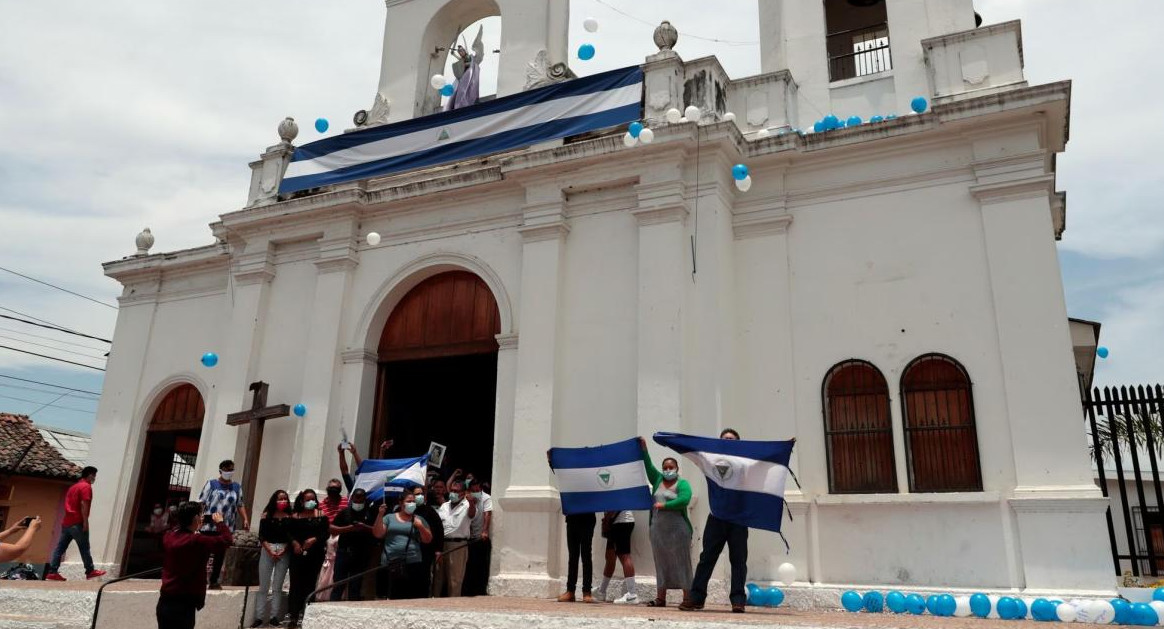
[
  {"left": 900, "top": 354, "right": 983, "bottom": 493},
  {"left": 822, "top": 360, "right": 897, "bottom": 494}
]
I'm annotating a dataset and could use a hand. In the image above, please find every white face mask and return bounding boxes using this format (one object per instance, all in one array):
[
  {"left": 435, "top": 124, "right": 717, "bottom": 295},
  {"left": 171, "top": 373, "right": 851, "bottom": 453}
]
[
  {"left": 351, "top": 502, "right": 366, "bottom": 512},
  {"left": 220, "top": 470, "right": 234, "bottom": 481},
  {"left": 153, "top": 508, "right": 164, "bottom": 516},
  {"left": 449, "top": 492, "right": 462, "bottom": 503}
]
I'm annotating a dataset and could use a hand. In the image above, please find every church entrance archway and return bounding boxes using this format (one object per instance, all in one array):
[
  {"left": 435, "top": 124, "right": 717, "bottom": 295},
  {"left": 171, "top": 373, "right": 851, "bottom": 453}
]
[
  {"left": 122, "top": 383, "right": 203, "bottom": 575},
  {"left": 372, "top": 270, "right": 500, "bottom": 486}
]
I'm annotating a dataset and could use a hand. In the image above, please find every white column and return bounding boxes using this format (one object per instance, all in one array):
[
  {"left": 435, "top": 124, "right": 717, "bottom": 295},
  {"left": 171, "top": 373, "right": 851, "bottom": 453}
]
[
  {"left": 195, "top": 240, "right": 275, "bottom": 508},
  {"left": 496, "top": 183, "right": 568, "bottom": 592},
  {"left": 290, "top": 224, "right": 359, "bottom": 491},
  {"left": 338, "top": 349, "right": 379, "bottom": 464}
]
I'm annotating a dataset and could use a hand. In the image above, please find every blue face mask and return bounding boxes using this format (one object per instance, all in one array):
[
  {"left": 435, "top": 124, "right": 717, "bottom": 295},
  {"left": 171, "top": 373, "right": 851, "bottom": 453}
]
[
  {"left": 404, "top": 502, "right": 417, "bottom": 515},
  {"left": 304, "top": 500, "right": 318, "bottom": 511},
  {"left": 662, "top": 470, "right": 678, "bottom": 481},
  {"left": 415, "top": 495, "right": 426, "bottom": 506},
  {"left": 449, "top": 492, "right": 461, "bottom": 503},
  {"left": 351, "top": 502, "right": 366, "bottom": 512}
]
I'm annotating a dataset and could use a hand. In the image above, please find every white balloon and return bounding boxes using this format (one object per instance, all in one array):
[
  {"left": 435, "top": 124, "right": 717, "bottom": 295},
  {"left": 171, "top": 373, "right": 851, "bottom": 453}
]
[
  {"left": 366, "top": 232, "right": 381, "bottom": 246},
  {"left": 954, "top": 596, "right": 972, "bottom": 618},
  {"left": 684, "top": 105, "right": 701, "bottom": 122},
  {"left": 777, "top": 562, "right": 797, "bottom": 586},
  {"left": 583, "top": 17, "right": 599, "bottom": 33},
  {"left": 1148, "top": 601, "right": 1164, "bottom": 624},
  {"left": 638, "top": 128, "right": 655, "bottom": 144},
  {"left": 430, "top": 74, "right": 447, "bottom": 90},
  {"left": 756, "top": 128, "right": 771, "bottom": 139},
  {"left": 723, "top": 112, "right": 737, "bottom": 122},
  {"left": 665, "top": 108, "right": 682, "bottom": 124},
  {"left": 623, "top": 132, "right": 638, "bottom": 147},
  {"left": 1090, "top": 600, "right": 1116, "bottom": 625},
  {"left": 1057, "top": 602, "right": 1078, "bottom": 623},
  {"left": 735, "top": 175, "right": 753, "bottom": 192},
  {"left": 987, "top": 595, "right": 1001, "bottom": 619},
  {"left": 678, "top": 117, "right": 688, "bottom": 123}
]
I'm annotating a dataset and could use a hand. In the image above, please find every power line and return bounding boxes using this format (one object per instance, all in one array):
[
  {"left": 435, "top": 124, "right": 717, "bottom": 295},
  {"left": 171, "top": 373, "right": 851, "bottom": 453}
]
[
  {"left": 592, "top": 0, "right": 760, "bottom": 46},
  {"left": 0, "top": 381, "right": 101, "bottom": 399},
  {"left": 0, "top": 326, "right": 108, "bottom": 352},
  {"left": 0, "top": 334, "right": 108, "bottom": 360},
  {"left": 0, "top": 266, "right": 118, "bottom": 310},
  {"left": 0, "top": 392, "right": 96, "bottom": 415},
  {"left": 0, "top": 345, "right": 106, "bottom": 372},
  {"left": 0, "top": 373, "right": 102, "bottom": 397},
  {"left": 0, "top": 311, "right": 112, "bottom": 344}
]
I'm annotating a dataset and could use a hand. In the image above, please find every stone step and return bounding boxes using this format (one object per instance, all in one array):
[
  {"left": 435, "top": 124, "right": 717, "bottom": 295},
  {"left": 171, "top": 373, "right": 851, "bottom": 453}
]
[{"left": 0, "top": 614, "right": 87, "bottom": 629}]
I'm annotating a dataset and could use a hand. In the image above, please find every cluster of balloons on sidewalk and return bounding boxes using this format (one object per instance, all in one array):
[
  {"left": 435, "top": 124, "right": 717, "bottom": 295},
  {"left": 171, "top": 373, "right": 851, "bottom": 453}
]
[
  {"left": 200, "top": 352, "right": 308, "bottom": 417},
  {"left": 839, "top": 589, "right": 1164, "bottom": 625}
]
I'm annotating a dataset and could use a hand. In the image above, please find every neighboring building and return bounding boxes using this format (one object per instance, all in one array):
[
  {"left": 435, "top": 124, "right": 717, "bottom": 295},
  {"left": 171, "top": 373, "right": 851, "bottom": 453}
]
[
  {"left": 0, "top": 413, "right": 82, "bottom": 564},
  {"left": 36, "top": 424, "right": 92, "bottom": 468},
  {"left": 86, "top": 0, "right": 1113, "bottom": 594}
]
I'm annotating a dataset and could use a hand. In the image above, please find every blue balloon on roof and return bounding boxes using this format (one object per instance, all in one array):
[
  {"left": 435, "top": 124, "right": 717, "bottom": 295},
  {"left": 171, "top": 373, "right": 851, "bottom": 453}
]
[
  {"left": 440, "top": 84, "right": 455, "bottom": 97},
  {"left": 823, "top": 114, "right": 840, "bottom": 130},
  {"left": 870, "top": 115, "right": 884, "bottom": 123},
  {"left": 732, "top": 164, "right": 750, "bottom": 181},
  {"left": 628, "top": 121, "right": 644, "bottom": 138},
  {"left": 911, "top": 96, "right": 929, "bottom": 113},
  {"left": 847, "top": 115, "right": 863, "bottom": 127}
]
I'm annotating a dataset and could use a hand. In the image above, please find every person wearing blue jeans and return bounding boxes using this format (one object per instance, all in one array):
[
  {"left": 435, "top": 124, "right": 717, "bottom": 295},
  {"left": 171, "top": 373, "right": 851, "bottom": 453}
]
[
  {"left": 679, "top": 429, "right": 748, "bottom": 613},
  {"left": 46, "top": 466, "right": 105, "bottom": 580}
]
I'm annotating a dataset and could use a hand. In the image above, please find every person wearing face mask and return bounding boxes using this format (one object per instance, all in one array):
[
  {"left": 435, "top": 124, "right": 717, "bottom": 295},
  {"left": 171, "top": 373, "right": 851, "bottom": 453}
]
[
  {"left": 410, "top": 485, "right": 444, "bottom": 597},
  {"left": 373, "top": 491, "right": 433, "bottom": 599},
  {"left": 464, "top": 476, "right": 493, "bottom": 596},
  {"left": 285, "top": 489, "right": 328, "bottom": 628},
  {"left": 428, "top": 479, "right": 447, "bottom": 508},
  {"left": 327, "top": 488, "right": 376, "bottom": 601},
  {"left": 156, "top": 502, "right": 232, "bottom": 629},
  {"left": 433, "top": 479, "right": 476, "bottom": 597},
  {"left": 252, "top": 490, "right": 292, "bottom": 627},
  {"left": 196, "top": 460, "right": 249, "bottom": 590},
  {"left": 638, "top": 438, "right": 693, "bottom": 608},
  {"left": 147, "top": 503, "right": 170, "bottom": 535},
  {"left": 318, "top": 479, "right": 348, "bottom": 524}
]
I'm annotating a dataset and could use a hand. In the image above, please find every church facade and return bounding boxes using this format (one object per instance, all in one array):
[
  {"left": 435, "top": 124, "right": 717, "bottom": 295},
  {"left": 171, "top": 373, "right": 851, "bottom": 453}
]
[{"left": 85, "top": 0, "right": 1114, "bottom": 595}]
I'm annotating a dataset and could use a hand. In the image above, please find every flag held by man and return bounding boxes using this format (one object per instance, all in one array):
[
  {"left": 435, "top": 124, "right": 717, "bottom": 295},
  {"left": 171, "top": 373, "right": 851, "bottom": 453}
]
[
  {"left": 653, "top": 432, "right": 795, "bottom": 533},
  {"left": 549, "top": 438, "right": 654, "bottom": 515},
  {"left": 353, "top": 454, "right": 428, "bottom": 501}
]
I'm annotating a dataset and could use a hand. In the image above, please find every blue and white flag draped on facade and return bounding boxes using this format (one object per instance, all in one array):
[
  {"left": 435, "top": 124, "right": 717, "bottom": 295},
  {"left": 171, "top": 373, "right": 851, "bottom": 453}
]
[
  {"left": 549, "top": 438, "right": 654, "bottom": 516},
  {"left": 352, "top": 455, "right": 428, "bottom": 501},
  {"left": 653, "top": 432, "right": 795, "bottom": 533},
  {"left": 279, "top": 66, "right": 644, "bottom": 195}
]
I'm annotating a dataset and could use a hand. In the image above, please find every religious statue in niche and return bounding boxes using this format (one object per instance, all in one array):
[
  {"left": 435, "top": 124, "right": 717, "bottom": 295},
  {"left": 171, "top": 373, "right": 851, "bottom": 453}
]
[{"left": 445, "top": 25, "right": 486, "bottom": 111}]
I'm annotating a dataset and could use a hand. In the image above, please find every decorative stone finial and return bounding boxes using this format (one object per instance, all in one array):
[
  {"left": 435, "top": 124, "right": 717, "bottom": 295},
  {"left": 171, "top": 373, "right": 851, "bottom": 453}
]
[
  {"left": 277, "top": 117, "right": 299, "bottom": 143},
  {"left": 654, "top": 21, "right": 678, "bottom": 52},
  {"left": 135, "top": 228, "right": 154, "bottom": 256}
]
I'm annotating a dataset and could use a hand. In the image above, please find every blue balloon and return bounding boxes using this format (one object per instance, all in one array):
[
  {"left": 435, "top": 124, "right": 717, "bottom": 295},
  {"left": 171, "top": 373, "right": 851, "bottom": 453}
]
[
  {"left": 440, "top": 84, "right": 455, "bottom": 97},
  {"left": 906, "top": 594, "right": 926, "bottom": 615},
  {"left": 1012, "top": 598, "right": 1028, "bottom": 620},
  {"left": 767, "top": 587, "right": 785, "bottom": 607},
  {"left": 864, "top": 591, "right": 884, "bottom": 613},
  {"left": 870, "top": 115, "right": 885, "bottom": 123},
  {"left": 969, "top": 593, "right": 991, "bottom": 618},
  {"left": 813, "top": 120, "right": 826, "bottom": 133},
  {"left": 823, "top": 114, "right": 840, "bottom": 130},
  {"left": 748, "top": 585, "right": 768, "bottom": 606},
  {"left": 887, "top": 114, "right": 898, "bottom": 120},
  {"left": 732, "top": 164, "right": 750, "bottom": 181},
  {"left": 847, "top": 115, "right": 863, "bottom": 127},
  {"left": 1132, "top": 603, "right": 1158, "bottom": 626},
  {"left": 200, "top": 352, "right": 219, "bottom": 368},
  {"left": 1112, "top": 599, "right": 1133, "bottom": 625},
  {"left": 314, "top": 118, "right": 329, "bottom": 133},
  {"left": 886, "top": 591, "right": 907, "bottom": 614},
  {"left": 628, "top": 122, "right": 644, "bottom": 138},
  {"left": 293, "top": 403, "right": 307, "bottom": 417},
  {"left": 842, "top": 590, "right": 863, "bottom": 612},
  {"left": 911, "top": 96, "right": 929, "bottom": 114},
  {"left": 1098, "top": 346, "right": 1110, "bottom": 359},
  {"left": 1031, "top": 599, "right": 1054, "bottom": 621},
  {"left": 997, "top": 597, "right": 1019, "bottom": 620},
  {"left": 926, "top": 595, "right": 942, "bottom": 615},
  {"left": 578, "top": 43, "right": 596, "bottom": 61}
]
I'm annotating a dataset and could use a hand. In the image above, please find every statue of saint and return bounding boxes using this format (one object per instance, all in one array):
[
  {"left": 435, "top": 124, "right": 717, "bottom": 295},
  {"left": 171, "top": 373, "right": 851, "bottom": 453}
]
[{"left": 445, "top": 25, "right": 485, "bottom": 111}]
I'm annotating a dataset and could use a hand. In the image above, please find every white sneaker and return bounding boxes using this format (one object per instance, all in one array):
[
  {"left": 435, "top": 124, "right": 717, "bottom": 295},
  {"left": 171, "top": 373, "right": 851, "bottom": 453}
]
[
  {"left": 613, "top": 592, "right": 639, "bottom": 605},
  {"left": 593, "top": 588, "right": 607, "bottom": 602}
]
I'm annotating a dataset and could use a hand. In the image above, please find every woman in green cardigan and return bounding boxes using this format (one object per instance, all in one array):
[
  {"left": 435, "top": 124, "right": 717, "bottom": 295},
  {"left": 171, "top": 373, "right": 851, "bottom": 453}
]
[{"left": 639, "top": 438, "right": 693, "bottom": 607}]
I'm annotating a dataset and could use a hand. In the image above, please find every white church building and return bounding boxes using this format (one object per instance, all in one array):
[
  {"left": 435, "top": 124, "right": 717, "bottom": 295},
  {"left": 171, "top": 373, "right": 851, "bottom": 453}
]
[{"left": 85, "top": 0, "right": 1114, "bottom": 596}]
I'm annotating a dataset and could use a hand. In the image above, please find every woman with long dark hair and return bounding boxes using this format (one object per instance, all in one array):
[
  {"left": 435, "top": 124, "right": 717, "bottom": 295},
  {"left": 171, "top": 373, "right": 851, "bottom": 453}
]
[
  {"left": 251, "top": 490, "right": 292, "bottom": 627},
  {"left": 372, "top": 491, "right": 432, "bottom": 599},
  {"left": 285, "top": 489, "right": 328, "bottom": 628}
]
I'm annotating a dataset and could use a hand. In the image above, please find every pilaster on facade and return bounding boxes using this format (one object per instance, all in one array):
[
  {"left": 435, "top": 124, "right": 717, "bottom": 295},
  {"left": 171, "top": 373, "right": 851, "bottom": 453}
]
[
  {"left": 518, "top": 184, "right": 570, "bottom": 243},
  {"left": 232, "top": 244, "right": 277, "bottom": 286},
  {"left": 632, "top": 179, "right": 689, "bottom": 226},
  {"left": 314, "top": 235, "right": 360, "bottom": 274}
]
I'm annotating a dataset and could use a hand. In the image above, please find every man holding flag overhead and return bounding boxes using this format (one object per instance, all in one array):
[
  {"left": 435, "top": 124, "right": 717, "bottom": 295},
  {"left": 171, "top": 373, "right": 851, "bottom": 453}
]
[{"left": 653, "top": 429, "right": 795, "bottom": 614}]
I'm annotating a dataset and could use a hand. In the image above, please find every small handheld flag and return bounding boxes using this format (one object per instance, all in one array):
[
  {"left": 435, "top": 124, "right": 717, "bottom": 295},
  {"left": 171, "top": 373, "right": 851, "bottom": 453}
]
[{"left": 353, "top": 455, "right": 429, "bottom": 501}]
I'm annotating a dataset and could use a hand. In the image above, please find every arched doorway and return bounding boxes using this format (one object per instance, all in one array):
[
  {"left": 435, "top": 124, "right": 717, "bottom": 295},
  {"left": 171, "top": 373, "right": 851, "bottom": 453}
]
[
  {"left": 373, "top": 270, "right": 500, "bottom": 484},
  {"left": 122, "top": 383, "right": 203, "bottom": 575}
]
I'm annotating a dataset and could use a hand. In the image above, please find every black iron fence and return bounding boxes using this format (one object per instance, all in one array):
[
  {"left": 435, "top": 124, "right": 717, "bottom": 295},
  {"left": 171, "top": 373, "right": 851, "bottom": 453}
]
[
  {"left": 1085, "top": 385, "right": 1164, "bottom": 576},
  {"left": 827, "top": 23, "right": 892, "bottom": 82}
]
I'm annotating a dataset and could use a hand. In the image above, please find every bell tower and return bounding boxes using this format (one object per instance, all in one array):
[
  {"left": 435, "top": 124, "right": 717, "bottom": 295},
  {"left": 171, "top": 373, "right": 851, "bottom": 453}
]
[{"left": 367, "top": 0, "right": 570, "bottom": 126}]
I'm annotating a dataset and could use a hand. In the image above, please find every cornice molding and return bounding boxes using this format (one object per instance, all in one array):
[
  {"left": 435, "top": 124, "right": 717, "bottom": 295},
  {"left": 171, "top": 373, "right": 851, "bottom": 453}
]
[
  {"left": 517, "top": 222, "right": 570, "bottom": 243},
  {"left": 969, "top": 173, "right": 1055, "bottom": 205},
  {"left": 341, "top": 348, "right": 379, "bottom": 365},
  {"left": 733, "top": 211, "right": 793, "bottom": 240},
  {"left": 495, "top": 333, "right": 519, "bottom": 351}
]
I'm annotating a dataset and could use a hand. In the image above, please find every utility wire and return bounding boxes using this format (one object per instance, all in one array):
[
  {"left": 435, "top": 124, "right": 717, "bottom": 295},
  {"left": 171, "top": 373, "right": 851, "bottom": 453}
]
[
  {"left": 0, "top": 311, "right": 112, "bottom": 344},
  {"left": 592, "top": 0, "right": 759, "bottom": 46},
  {"left": 0, "top": 345, "right": 106, "bottom": 372},
  {"left": 0, "top": 392, "right": 95, "bottom": 415},
  {"left": 0, "top": 326, "right": 108, "bottom": 352},
  {"left": 0, "top": 334, "right": 108, "bottom": 360},
  {"left": 0, "top": 382, "right": 101, "bottom": 399},
  {"left": 0, "top": 373, "right": 102, "bottom": 397},
  {"left": 0, "top": 266, "right": 118, "bottom": 310}
]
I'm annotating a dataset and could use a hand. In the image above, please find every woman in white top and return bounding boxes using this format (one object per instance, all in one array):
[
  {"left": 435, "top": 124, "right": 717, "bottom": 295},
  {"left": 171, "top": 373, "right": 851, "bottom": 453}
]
[{"left": 595, "top": 510, "right": 638, "bottom": 604}]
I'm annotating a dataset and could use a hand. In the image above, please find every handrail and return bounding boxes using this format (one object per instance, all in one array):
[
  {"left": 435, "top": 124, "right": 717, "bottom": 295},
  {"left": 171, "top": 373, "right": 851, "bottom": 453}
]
[
  {"left": 305, "top": 539, "right": 476, "bottom": 605},
  {"left": 90, "top": 567, "right": 161, "bottom": 629}
]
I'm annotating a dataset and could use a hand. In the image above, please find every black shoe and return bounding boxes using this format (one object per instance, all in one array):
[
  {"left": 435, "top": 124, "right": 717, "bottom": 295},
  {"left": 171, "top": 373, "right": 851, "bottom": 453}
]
[
  {"left": 250, "top": 621, "right": 264, "bottom": 628},
  {"left": 208, "top": 583, "right": 223, "bottom": 590},
  {"left": 732, "top": 604, "right": 746, "bottom": 613},
  {"left": 678, "top": 600, "right": 704, "bottom": 611}
]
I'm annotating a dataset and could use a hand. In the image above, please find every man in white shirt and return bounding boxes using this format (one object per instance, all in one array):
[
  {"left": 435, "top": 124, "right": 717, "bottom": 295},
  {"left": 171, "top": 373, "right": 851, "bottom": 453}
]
[
  {"left": 434, "top": 480, "right": 476, "bottom": 597},
  {"left": 464, "top": 477, "right": 493, "bottom": 596}
]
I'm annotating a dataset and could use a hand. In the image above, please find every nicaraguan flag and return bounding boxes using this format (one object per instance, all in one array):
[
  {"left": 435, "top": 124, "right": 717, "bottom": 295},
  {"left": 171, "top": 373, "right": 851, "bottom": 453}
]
[
  {"left": 549, "top": 438, "right": 654, "bottom": 515},
  {"left": 279, "top": 66, "right": 644, "bottom": 195},
  {"left": 653, "top": 432, "right": 795, "bottom": 533},
  {"left": 352, "top": 455, "right": 428, "bottom": 501}
]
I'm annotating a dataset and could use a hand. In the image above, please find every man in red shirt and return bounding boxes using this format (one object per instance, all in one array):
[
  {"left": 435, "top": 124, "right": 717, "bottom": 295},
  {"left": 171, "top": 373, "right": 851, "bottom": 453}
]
[
  {"left": 157, "top": 501, "right": 233, "bottom": 629},
  {"left": 45, "top": 466, "right": 106, "bottom": 580}
]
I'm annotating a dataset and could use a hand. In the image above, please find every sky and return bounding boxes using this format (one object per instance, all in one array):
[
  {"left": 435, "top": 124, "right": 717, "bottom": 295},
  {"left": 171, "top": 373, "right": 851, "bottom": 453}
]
[{"left": 0, "top": 0, "right": 1161, "bottom": 435}]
